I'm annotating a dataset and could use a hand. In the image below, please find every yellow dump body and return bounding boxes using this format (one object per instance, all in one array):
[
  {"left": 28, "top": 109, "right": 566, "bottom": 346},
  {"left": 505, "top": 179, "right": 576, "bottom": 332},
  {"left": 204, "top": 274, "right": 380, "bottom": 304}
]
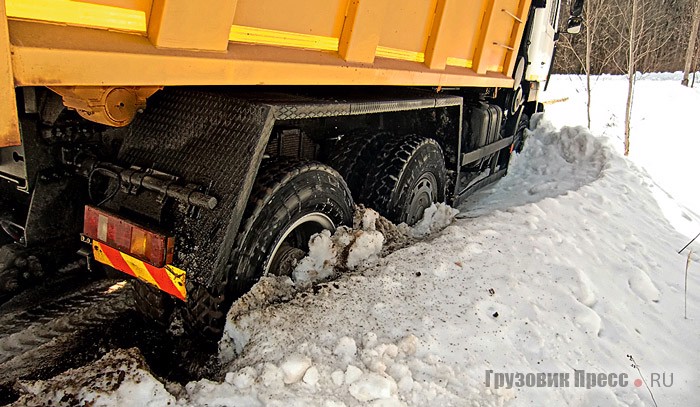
[{"left": 0, "top": 0, "right": 532, "bottom": 147}]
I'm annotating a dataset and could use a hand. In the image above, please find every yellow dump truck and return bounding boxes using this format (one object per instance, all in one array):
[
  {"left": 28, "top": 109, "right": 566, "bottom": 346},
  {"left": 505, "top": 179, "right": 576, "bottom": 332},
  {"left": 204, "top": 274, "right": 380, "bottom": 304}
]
[{"left": 0, "top": 0, "right": 582, "bottom": 339}]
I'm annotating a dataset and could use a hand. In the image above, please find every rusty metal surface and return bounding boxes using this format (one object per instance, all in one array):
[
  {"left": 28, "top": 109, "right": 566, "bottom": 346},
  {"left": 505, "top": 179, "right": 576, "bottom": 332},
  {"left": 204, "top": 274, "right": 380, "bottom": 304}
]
[{"left": 48, "top": 86, "right": 161, "bottom": 128}]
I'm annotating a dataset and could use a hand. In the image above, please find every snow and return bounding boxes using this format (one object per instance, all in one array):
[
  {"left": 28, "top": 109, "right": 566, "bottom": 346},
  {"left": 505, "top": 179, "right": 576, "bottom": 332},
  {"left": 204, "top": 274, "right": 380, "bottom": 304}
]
[
  {"left": 410, "top": 203, "right": 459, "bottom": 238},
  {"left": 333, "top": 337, "right": 358, "bottom": 360},
  {"left": 347, "top": 372, "right": 397, "bottom": 402},
  {"left": 294, "top": 203, "right": 458, "bottom": 286},
  {"left": 543, "top": 72, "right": 700, "bottom": 237},
  {"left": 293, "top": 229, "right": 338, "bottom": 284},
  {"left": 14, "top": 348, "right": 176, "bottom": 407},
  {"left": 280, "top": 354, "right": 313, "bottom": 384},
  {"left": 292, "top": 208, "right": 387, "bottom": 285},
  {"left": 13, "top": 74, "right": 700, "bottom": 406}
]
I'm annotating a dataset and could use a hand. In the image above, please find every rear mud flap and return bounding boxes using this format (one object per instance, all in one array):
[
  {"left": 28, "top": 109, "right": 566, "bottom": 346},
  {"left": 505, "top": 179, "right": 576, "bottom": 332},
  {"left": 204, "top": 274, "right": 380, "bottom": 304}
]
[{"left": 118, "top": 89, "right": 275, "bottom": 288}]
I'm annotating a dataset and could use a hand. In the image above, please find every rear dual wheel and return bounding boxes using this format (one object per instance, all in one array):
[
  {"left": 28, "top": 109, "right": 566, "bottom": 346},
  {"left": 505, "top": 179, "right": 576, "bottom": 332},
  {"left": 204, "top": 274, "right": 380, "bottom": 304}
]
[
  {"left": 361, "top": 135, "right": 447, "bottom": 225},
  {"left": 137, "top": 134, "right": 447, "bottom": 339},
  {"left": 329, "top": 131, "right": 447, "bottom": 225}
]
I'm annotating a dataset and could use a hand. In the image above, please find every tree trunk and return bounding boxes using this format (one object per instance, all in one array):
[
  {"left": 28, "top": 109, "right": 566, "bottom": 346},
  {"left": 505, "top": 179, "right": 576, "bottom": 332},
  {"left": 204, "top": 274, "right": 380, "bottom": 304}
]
[
  {"left": 682, "top": 0, "right": 700, "bottom": 87},
  {"left": 624, "top": 0, "right": 638, "bottom": 156},
  {"left": 625, "top": 72, "right": 635, "bottom": 156},
  {"left": 585, "top": 0, "right": 593, "bottom": 129}
]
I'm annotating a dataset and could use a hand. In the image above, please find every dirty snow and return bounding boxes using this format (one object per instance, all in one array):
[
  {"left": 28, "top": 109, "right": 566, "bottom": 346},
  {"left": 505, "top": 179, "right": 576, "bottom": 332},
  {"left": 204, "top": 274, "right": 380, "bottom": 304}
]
[
  {"left": 293, "top": 208, "right": 386, "bottom": 285},
  {"left": 12, "top": 75, "right": 700, "bottom": 407},
  {"left": 293, "top": 203, "right": 453, "bottom": 286},
  {"left": 13, "top": 348, "right": 175, "bottom": 407}
]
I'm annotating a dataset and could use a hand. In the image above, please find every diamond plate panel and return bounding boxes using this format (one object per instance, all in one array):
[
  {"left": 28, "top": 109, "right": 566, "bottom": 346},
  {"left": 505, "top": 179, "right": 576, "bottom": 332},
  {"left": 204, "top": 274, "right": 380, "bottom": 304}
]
[{"left": 119, "top": 88, "right": 274, "bottom": 285}]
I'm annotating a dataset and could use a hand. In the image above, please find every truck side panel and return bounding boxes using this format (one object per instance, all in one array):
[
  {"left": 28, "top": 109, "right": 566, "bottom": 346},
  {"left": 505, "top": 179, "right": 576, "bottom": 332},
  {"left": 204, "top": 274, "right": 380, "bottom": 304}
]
[
  {"left": 8, "top": 21, "right": 517, "bottom": 89},
  {"left": 0, "top": 1, "right": 19, "bottom": 148},
  {"left": 6, "top": 0, "right": 531, "bottom": 77}
]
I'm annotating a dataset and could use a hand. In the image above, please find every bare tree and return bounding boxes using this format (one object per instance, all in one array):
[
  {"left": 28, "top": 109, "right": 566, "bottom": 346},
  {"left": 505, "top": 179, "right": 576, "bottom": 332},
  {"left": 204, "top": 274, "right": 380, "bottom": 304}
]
[
  {"left": 623, "top": 0, "right": 638, "bottom": 156},
  {"left": 611, "top": 0, "right": 673, "bottom": 156},
  {"left": 557, "top": 0, "right": 616, "bottom": 129},
  {"left": 555, "top": 1, "right": 695, "bottom": 76},
  {"left": 682, "top": 0, "right": 700, "bottom": 87},
  {"left": 583, "top": 0, "right": 610, "bottom": 129},
  {"left": 584, "top": 0, "right": 594, "bottom": 128}
]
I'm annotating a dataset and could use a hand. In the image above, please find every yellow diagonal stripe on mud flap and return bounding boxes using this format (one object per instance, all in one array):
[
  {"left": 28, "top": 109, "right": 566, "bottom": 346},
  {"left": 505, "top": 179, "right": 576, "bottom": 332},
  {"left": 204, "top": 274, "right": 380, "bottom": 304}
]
[
  {"left": 120, "top": 252, "right": 159, "bottom": 287},
  {"left": 92, "top": 243, "right": 113, "bottom": 267},
  {"left": 165, "top": 265, "right": 187, "bottom": 301}
]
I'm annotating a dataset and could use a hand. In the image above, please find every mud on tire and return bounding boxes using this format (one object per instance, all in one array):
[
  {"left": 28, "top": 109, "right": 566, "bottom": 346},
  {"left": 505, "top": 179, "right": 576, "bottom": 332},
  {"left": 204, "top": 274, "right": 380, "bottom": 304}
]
[
  {"left": 182, "top": 158, "right": 354, "bottom": 341},
  {"left": 132, "top": 281, "right": 174, "bottom": 325}
]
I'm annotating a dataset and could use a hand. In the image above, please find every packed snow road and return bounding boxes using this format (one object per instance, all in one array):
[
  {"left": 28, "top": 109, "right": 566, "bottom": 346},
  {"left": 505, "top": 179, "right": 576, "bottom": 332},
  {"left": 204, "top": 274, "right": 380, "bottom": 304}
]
[{"left": 0, "top": 274, "right": 223, "bottom": 405}]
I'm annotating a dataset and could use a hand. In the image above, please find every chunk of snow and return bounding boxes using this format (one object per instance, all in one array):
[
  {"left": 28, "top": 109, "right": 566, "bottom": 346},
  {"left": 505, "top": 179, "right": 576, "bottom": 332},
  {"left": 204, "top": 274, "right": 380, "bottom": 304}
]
[
  {"left": 261, "top": 363, "right": 284, "bottom": 389},
  {"left": 226, "top": 366, "right": 257, "bottom": 390},
  {"left": 397, "top": 334, "right": 419, "bottom": 356},
  {"left": 344, "top": 365, "right": 363, "bottom": 385},
  {"left": 347, "top": 230, "right": 384, "bottom": 269},
  {"left": 280, "top": 354, "right": 312, "bottom": 384},
  {"left": 333, "top": 336, "right": 358, "bottom": 359},
  {"left": 293, "top": 230, "right": 337, "bottom": 284},
  {"left": 362, "top": 209, "right": 380, "bottom": 231},
  {"left": 303, "top": 366, "right": 320, "bottom": 386},
  {"left": 331, "top": 370, "right": 345, "bottom": 386},
  {"left": 410, "top": 203, "right": 459, "bottom": 237},
  {"left": 348, "top": 373, "right": 396, "bottom": 402}
]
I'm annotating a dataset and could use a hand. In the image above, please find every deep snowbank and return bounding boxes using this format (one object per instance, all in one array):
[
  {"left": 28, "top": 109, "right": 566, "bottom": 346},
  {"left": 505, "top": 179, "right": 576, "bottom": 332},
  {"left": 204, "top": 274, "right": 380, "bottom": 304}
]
[{"left": 544, "top": 73, "right": 700, "bottom": 237}]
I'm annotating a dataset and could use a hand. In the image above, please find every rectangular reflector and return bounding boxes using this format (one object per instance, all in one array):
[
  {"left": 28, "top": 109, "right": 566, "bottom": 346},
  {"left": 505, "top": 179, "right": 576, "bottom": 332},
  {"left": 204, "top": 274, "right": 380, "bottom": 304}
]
[{"left": 84, "top": 205, "right": 173, "bottom": 267}]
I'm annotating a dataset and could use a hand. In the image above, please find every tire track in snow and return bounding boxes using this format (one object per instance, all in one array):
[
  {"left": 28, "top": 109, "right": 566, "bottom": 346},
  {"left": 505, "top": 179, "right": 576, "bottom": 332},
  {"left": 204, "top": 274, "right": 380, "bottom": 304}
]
[{"left": 0, "top": 278, "right": 133, "bottom": 395}]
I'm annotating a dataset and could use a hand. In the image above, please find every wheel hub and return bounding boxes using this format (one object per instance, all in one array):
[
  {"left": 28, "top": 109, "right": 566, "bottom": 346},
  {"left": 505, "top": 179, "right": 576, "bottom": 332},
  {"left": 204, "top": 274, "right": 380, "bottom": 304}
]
[
  {"left": 264, "top": 212, "right": 335, "bottom": 277},
  {"left": 267, "top": 244, "right": 307, "bottom": 277},
  {"left": 405, "top": 172, "right": 437, "bottom": 225}
]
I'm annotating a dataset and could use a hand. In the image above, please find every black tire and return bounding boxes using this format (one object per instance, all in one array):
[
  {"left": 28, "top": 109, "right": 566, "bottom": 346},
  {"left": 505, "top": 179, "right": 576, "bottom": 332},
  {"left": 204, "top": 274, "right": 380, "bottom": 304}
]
[
  {"left": 182, "top": 158, "right": 354, "bottom": 340},
  {"left": 327, "top": 130, "right": 392, "bottom": 199},
  {"left": 362, "top": 135, "right": 447, "bottom": 225},
  {"left": 132, "top": 280, "right": 174, "bottom": 325},
  {"left": 182, "top": 280, "right": 227, "bottom": 341},
  {"left": 524, "top": 101, "right": 544, "bottom": 118},
  {"left": 513, "top": 113, "right": 529, "bottom": 153}
]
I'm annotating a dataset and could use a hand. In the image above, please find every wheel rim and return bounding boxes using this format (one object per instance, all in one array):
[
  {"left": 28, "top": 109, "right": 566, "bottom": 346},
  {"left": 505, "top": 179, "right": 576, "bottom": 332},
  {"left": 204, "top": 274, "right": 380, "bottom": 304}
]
[
  {"left": 405, "top": 172, "right": 437, "bottom": 225},
  {"left": 264, "top": 212, "right": 335, "bottom": 276}
]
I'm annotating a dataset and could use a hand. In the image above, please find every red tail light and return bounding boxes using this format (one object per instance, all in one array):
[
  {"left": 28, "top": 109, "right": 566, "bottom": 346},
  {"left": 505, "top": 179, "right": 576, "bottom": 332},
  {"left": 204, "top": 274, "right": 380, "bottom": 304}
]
[{"left": 83, "top": 206, "right": 174, "bottom": 267}]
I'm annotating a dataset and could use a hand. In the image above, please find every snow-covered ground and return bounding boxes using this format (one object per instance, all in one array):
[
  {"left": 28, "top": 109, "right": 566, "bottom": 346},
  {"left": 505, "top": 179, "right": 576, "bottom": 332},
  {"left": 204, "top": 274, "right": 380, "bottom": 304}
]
[
  {"left": 13, "top": 75, "right": 700, "bottom": 406},
  {"left": 544, "top": 73, "right": 700, "bottom": 238}
]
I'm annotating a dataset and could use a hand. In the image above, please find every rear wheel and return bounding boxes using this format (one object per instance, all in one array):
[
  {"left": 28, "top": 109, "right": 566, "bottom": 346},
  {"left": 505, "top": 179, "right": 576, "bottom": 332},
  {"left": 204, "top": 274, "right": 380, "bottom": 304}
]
[
  {"left": 132, "top": 281, "right": 173, "bottom": 325},
  {"left": 362, "top": 135, "right": 447, "bottom": 225},
  {"left": 512, "top": 113, "right": 529, "bottom": 153},
  {"left": 327, "top": 129, "right": 392, "bottom": 200},
  {"left": 182, "top": 158, "right": 354, "bottom": 340}
]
